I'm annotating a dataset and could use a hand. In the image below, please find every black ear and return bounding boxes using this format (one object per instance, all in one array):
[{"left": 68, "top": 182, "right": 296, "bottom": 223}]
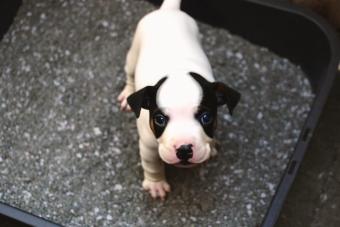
[
  {"left": 127, "top": 77, "right": 167, "bottom": 118},
  {"left": 127, "top": 86, "right": 153, "bottom": 118},
  {"left": 189, "top": 72, "right": 241, "bottom": 115},
  {"left": 213, "top": 82, "right": 241, "bottom": 114}
]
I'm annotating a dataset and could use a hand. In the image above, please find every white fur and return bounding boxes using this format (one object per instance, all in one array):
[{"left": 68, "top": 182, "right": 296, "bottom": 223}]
[
  {"left": 157, "top": 74, "right": 201, "bottom": 109},
  {"left": 134, "top": 10, "right": 214, "bottom": 90},
  {"left": 160, "top": 0, "right": 181, "bottom": 10},
  {"left": 118, "top": 0, "right": 216, "bottom": 199}
]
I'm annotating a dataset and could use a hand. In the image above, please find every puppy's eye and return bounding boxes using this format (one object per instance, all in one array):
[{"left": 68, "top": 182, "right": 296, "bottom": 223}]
[
  {"left": 154, "top": 113, "right": 168, "bottom": 127},
  {"left": 199, "top": 112, "right": 213, "bottom": 125}
]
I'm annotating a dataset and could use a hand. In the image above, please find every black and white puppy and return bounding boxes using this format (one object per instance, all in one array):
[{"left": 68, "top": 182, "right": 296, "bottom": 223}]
[{"left": 118, "top": 0, "right": 241, "bottom": 199}]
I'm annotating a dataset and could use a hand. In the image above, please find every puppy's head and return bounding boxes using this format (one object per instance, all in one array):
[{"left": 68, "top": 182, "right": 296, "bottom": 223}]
[{"left": 127, "top": 72, "right": 240, "bottom": 167}]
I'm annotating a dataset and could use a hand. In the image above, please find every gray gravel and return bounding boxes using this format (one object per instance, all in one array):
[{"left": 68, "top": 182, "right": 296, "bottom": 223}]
[{"left": 0, "top": 0, "right": 314, "bottom": 226}]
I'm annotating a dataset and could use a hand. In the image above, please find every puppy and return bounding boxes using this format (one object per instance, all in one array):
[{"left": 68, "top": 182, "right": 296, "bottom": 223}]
[{"left": 118, "top": 0, "right": 241, "bottom": 199}]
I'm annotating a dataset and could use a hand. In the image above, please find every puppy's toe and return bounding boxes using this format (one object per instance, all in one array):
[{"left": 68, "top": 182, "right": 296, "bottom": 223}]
[
  {"left": 210, "top": 146, "right": 218, "bottom": 157},
  {"left": 117, "top": 85, "right": 134, "bottom": 111},
  {"left": 210, "top": 140, "right": 220, "bottom": 157},
  {"left": 142, "top": 179, "right": 171, "bottom": 200},
  {"left": 120, "top": 98, "right": 130, "bottom": 111}
]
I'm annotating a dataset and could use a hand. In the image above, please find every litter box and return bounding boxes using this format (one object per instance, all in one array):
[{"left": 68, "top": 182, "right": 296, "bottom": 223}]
[{"left": 0, "top": 0, "right": 339, "bottom": 226}]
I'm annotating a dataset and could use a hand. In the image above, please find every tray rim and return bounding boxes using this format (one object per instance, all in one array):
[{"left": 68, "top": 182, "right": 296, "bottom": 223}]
[
  {"left": 0, "top": 201, "right": 61, "bottom": 227},
  {"left": 246, "top": 1, "right": 340, "bottom": 226}
]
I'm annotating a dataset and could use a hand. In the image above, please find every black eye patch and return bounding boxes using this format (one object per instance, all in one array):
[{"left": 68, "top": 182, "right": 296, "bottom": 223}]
[
  {"left": 189, "top": 71, "right": 241, "bottom": 138},
  {"left": 195, "top": 107, "right": 217, "bottom": 138},
  {"left": 189, "top": 72, "right": 241, "bottom": 115},
  {"left": 127, "top": 77, "right": 168, "bottom": 138},
  {"left": 150, "top": 109, "right": 169, "bottom": 138}
]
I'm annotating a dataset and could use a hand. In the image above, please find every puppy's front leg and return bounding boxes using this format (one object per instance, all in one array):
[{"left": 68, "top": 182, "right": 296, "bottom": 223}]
[
  {"left": 118, "top": 28, "right": 141, "bottom": 111},
  {"left": 139, "top": 139, "right": 170, "bottom": 200}
]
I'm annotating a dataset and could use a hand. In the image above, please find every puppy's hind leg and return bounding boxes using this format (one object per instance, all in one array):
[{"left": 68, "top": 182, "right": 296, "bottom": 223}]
[{"left": 118, "top": 27, "right": 141, "bottom": 111}]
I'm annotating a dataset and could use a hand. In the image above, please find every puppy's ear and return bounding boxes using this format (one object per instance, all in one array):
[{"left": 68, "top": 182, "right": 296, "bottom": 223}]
[
  {"left": 212, "top": 82, "right": 241, "bottom": 115},
  {"left": 127, "top": 77, "right": 167, "bottom": 118},
  {"left": 127, "top": 86, "right": 153, "bottom": 118},
  {"left": 189, "top": 72, "right": 241, "bottom": 115}
]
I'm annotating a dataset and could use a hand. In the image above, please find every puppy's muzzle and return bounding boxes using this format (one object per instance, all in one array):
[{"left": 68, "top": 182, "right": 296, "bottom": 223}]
[{"left": 176, "top": 144, "right": 193, "bottom": 162}]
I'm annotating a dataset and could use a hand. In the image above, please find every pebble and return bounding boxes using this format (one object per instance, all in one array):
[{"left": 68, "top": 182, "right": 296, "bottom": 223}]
[
  {"left": 320, "top": 194, "right": 328, "bottom": 203},
  {"left": 101, "top": 20, "right": 109, "bottom": 27},
  {"left": 93, "top": 127, "right": 102, "bottom": 136},
  {"left": 96, "top": 216, "right": 103, "bottom": 221},
  {"left": 246, "top": 204, "right": 253, "bottom": 216},
  {"left": 235, "top": 52, "right": 243, "bottom": 59},
  {"left": 257, "top": 112, "right": 263, "bottom": 120},
  {"left": 113, "top": 184, "right": 123, "bottom": 191},
  {"left": 190, "top": 216, "right": 197, "bottom": 222}
]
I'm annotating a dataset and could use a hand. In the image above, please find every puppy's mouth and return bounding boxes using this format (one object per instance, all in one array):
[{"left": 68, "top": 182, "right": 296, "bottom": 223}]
[{"left": 174, "top": 160, "right": 198, "bottom": 168}]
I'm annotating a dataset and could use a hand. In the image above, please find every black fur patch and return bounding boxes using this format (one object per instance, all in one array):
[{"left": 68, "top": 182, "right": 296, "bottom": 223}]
[
  {"left": 189, "top": 72, "right": 241, "bottom": 137},
  {"left": 127, "top": 77, "right": 167, "bottom": 118},
  {"left": 127, "top": 77, "right": 168, "bottom": 138},
  {"left": 149, "top": 108, "right": 168, "bottom": 138}
]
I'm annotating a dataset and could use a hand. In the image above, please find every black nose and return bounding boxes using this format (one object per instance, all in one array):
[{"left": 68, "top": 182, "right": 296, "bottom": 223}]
[{"left": 176, "top": 144, "right": 193, "bottom": 161}]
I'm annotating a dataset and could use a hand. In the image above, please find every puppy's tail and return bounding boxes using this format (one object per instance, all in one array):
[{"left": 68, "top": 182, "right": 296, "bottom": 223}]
[{"left": 160, "top": 0, "right": 182, "bottom": 10}]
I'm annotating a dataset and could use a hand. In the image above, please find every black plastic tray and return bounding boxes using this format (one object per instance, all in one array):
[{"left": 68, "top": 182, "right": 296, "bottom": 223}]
[
  {"left": 0, "top": 202, "right": 60, "bottom": 227},
  {"left": 0, "top": 0, "right": 339, "bottom": 226}
]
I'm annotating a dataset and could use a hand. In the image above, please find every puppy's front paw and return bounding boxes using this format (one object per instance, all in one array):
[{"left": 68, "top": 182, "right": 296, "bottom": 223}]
[
  {"left": 210, "top": 139, "right": 220, "bottom": 158},
  {"left": 142, "top": 179, "right": 171, "bottom": 200},
  {"left": 210, "top": 145, "right": 218, "bottom": 157},
  {"left": 117, "top": 85, "right": 134, "bottom": 111}
]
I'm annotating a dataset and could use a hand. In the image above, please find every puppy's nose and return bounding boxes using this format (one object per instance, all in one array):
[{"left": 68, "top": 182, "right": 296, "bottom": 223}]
[{"left": 176, "top": 144, "right": 193, "bottom": 161}]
